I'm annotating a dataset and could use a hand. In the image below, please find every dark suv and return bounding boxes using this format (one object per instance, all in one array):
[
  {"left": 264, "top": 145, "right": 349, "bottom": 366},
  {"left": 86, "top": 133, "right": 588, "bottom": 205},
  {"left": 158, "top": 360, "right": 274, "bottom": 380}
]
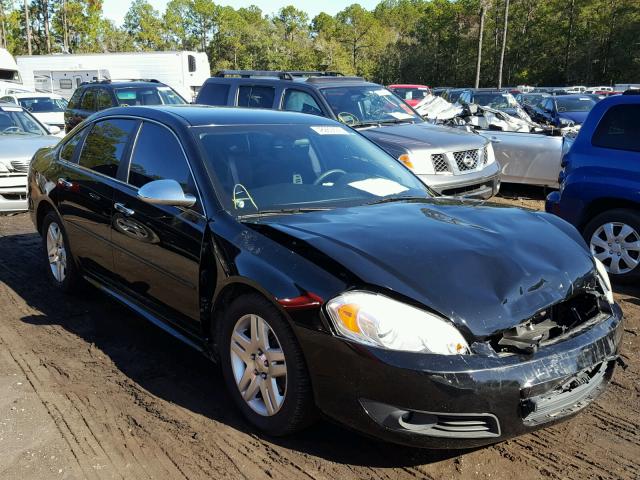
[
  {"left": 196, "top": 71, "right": 501, "bottom": 199},
  {"left": 64, "top": 80, "right": 186, "bottom": 133}
]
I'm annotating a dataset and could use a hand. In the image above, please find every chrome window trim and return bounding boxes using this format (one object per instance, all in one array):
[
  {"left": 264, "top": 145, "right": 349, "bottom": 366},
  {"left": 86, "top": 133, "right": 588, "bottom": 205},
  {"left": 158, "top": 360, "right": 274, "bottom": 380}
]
[{"left": 70, "top": 114, "right": 207, "bottom": 219}]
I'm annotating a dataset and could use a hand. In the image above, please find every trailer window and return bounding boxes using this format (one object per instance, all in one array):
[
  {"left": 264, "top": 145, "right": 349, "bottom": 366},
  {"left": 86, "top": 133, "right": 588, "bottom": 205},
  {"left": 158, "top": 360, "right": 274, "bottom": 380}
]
[
  {"left": 59, "top": 79, "right": 73, "bottom": 90},
  {"left": 188, "top": 55, "right": 196, "bottom": 73}
]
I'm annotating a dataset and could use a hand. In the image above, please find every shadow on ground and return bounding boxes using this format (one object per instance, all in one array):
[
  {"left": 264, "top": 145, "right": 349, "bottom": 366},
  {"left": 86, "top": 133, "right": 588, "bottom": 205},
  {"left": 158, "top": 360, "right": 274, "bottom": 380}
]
[{"left": 1, "top": 230, "right": 468, "bottom": 468}]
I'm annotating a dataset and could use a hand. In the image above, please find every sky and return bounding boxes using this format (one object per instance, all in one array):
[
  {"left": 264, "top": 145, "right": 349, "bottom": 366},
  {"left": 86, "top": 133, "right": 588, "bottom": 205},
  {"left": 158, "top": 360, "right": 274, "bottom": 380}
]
[{"left": 103, "top": 0, "right": 380, "bottom": 26}]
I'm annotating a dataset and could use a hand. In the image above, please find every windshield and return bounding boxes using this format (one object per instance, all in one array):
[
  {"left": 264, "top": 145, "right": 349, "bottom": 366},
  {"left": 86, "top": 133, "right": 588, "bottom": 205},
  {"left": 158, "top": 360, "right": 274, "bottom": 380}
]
[
  {"left": 115, "top": 86, "right": 186, "bottom": 106},
  {"left": 320, "top": 86, "right": 422, "bottom": 127},
  {"left": 18, "top": 97, "right": 68, "bottom": 113},
  {"left": 390, "top": 87, "right": 430, "bottom": 102},
  {"left": 556, "top": 96, "right": 596, "bottom": 112},
  {"left": 472, "top": 92, "right": 518, "bottom": 109},
  {"left": 195, "top": 123, "right": 428, "bottom": 216},
  {"left": 0, "top": 69, "right": 21, "bottom": 83},
  {"left": 0, "top": 106, "right": 48, "bottom": 135}
]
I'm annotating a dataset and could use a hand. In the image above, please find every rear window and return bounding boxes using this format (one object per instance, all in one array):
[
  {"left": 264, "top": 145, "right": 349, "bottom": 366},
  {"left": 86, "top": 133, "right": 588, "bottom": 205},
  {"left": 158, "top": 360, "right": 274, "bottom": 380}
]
[
  {"left": 237, "top": 85, "right": 275, "bottom": 109},
  {"left": 114, "top": 86, "right": 186, "bottom": 106},
  {"left": 592, "top": 104, "right": 640, "bottom": 152},
  {"left": 198, "top": 83, "right": 230, "bottom": 106}
]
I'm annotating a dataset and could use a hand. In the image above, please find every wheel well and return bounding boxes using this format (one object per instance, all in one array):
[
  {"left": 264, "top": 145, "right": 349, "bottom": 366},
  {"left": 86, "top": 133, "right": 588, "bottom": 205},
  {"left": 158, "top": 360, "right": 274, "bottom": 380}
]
[
  {"left": 581, "top": 198, "right": 640, "bottom": 230},
  {"left": 36, "top": 201, "right": 55, "bottom": 234},
  {"left": 205, "top": 283, "right": 270, "bottom": 360}
]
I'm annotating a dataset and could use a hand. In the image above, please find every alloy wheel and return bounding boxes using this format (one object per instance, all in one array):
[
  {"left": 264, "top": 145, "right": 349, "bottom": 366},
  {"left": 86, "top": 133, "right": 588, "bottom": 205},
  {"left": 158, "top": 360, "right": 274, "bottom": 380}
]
[
  {"left": 590, "top": 221, "right": 640, "bottom": 275},
  {"left": 230, "top": 314, "right": 287, "bottom": 416},
  {"left": 46, "top": 222, "right": 67, "bottom": 283}
]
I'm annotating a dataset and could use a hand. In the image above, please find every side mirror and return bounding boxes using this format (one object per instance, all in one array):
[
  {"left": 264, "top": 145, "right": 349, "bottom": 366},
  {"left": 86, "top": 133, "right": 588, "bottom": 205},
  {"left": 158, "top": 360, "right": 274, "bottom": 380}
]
[
  {"left": 48, "top": 125, "right": 61, "bottom": 135},
  {"left": 137, "top": 179, "right": 196, "bottom": 208}
]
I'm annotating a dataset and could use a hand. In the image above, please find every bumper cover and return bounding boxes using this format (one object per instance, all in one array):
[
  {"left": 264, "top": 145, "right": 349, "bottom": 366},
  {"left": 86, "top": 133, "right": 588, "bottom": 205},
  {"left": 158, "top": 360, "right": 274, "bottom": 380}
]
[
  {"left": 418, "top": 162, "right": 501, "bottom": 200},
  {"left": 0, "top": 173, "right": 27, "bottom": 213},
  {"left": 296, "top": 304, "right": 623, "bottom": 448}
]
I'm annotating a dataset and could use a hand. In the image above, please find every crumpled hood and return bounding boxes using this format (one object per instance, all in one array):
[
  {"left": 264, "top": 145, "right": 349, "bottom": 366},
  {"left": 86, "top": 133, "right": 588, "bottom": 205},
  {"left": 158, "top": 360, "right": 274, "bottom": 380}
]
[
  {"left": 559, "top": 111, "right": 589, "bottom": 124},
  {"left": 251, "top": 199, "right": 596, "bottom": 339},
  {"left": 359, "top": 122, "right": 487, "bottom": 153}
]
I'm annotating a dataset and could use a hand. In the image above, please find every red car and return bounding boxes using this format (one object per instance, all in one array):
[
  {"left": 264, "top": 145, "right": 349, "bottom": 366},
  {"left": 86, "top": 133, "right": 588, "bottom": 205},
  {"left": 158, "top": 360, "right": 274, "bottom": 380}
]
[{"left": 388, "top": 84, "right": 431, "bottom": 107}]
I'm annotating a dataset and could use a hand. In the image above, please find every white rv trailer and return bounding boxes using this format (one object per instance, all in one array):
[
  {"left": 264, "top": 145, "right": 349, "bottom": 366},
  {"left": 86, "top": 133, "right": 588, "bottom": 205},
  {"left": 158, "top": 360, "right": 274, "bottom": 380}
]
[
  {"left": 17, "top": 51, "right": 210, "bottom": 101},
  {"left": 0, "top": 48, "right": 32, "bottom": 95}
]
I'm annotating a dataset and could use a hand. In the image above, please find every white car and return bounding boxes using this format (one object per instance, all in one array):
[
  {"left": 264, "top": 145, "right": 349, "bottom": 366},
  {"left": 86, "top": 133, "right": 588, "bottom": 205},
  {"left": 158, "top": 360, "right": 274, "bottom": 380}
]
[{"left": 0, "top": 92, "right": 67, "bottom": 137}]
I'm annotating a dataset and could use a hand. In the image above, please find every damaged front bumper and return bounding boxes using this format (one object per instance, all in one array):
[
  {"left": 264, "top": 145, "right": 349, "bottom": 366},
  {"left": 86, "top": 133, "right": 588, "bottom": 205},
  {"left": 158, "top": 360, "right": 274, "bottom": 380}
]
[
  {"left": 296, "top": 303, "right": 623, "bottom": 449},
  {"left": 0, "top": 173, "right": 28, "bottom": 213}
]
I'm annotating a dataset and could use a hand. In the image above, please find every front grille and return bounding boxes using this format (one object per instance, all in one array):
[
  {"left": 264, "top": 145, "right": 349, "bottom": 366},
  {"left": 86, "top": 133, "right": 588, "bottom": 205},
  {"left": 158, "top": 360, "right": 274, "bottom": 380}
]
[
  {"left": 453, "top": 149, "right": 480, "bottom": 172},
  {"left": 489, "top": 291, "right": 603, "bottom": 355},
  {"left": 431, "top": 153, "right": 450, "bottom": 173},
  {"left": 482, "top": 145, "right": 489, "bottom": 165},
  {"left": 10, "top": 159, "right": 30, "bottom": 173},
  {"left": 441, "top": 181, "right": 494, "bottom": 197}
]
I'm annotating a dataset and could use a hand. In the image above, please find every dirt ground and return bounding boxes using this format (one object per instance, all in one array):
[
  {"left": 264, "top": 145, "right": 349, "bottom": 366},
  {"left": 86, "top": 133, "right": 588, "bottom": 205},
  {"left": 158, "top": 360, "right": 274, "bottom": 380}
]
[{"left": 0, "top": 186, "right": 638, "bottom": 480}]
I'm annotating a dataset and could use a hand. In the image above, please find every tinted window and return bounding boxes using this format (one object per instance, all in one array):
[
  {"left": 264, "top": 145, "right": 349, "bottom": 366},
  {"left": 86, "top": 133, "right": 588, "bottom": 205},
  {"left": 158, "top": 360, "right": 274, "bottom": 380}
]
[
  {"left": 68, "top": 89, "right": 83, "bottom": 109},
  {"left": 237, "top": 85, "right": 275, "bottom": 109},
  {"left": 96, "top": 89, "right": 112, "bottom": 110},
  {"left": 128, "top": 122, "right": 195, "bottom": 195},
  {"left": 188, "top": 55, "right": 196, "bottom": 73},
  {"left": 0, "top": 96, "right": 15, "bottom": 104},
  {"left": 282, "top": 89, "right": 322, "bottom": 116},
  {"left": 114, "top": 86, "right": 185, "bottom": 106},
  {"left": 60, "top": 130, "right": 85, "bottom": 163},
  {"left": 80, "top": 89, "right": 96, "bottom": 111},
  {"left": 198, "top": 83, "right": 230, "bottom": 106},
  {"left": 78, "top": 119, "right": 137, "bottom": 178},
  {"left": 592, "top": 104, "right": 640, "bottom": 152}
]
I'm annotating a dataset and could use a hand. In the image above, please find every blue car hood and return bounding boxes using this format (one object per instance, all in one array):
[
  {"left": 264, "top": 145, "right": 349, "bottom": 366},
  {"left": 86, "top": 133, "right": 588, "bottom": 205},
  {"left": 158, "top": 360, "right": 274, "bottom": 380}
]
[{"left": 253, "top": 199, "right": 597, "bottom": 339}]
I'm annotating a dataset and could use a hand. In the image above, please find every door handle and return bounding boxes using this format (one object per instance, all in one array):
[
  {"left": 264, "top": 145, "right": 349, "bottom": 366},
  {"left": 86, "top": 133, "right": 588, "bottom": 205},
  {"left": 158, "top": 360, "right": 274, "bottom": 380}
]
[
  {"left": 57, "top": 177, "right": 73, "bottom": 189},
  {"left": 114, "top": 202, "right": 135, "bottom": 217}
]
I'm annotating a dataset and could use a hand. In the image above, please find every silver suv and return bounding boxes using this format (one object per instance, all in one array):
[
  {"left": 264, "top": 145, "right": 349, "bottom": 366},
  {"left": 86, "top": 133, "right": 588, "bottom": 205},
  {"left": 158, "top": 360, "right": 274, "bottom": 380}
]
[{"left": 196, "top": 71, "right": 500, "bottom": 199}]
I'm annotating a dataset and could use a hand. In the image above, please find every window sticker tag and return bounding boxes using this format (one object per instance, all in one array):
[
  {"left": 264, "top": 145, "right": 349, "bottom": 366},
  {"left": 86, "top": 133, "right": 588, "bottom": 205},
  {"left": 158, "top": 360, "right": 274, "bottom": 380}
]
[
  {"left": 374, "top": 89, "right": 393, "bottom": 96},
  {"left": 310, "top": 126, "right": 351, "bottom": 135},
  {"left": 390, "top": 111, "right": 413, "bottom": 120},
  {"left": 348, "top": 178, "right": 409, "bottom": 197},
  {"left": 292, "top": 174, "right": 303, "bottom": 184}
]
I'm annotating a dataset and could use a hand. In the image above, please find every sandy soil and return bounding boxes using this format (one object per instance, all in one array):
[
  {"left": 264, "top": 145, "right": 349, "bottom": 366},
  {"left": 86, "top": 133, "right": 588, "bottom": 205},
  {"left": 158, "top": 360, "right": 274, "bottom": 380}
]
[{"left": 0, "top": 188, "right": 638, "bottom": 480}]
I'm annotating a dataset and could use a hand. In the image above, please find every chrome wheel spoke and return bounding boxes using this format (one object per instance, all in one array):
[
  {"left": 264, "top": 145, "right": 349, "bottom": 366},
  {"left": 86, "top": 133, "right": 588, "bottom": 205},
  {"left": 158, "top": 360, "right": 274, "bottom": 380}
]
[
  {"left": 236, "top": 365, "right": 254, "bottom": 392},
  {"left": 256, "top": 317, "right": 270, "bottom": 352},
  {"left": 617, "top": 224, "right": 634, "bottom": 241},
  {"left": 622, "top": 240, "right": 640, "bottom": 251},
  {"left": 242, "top": 374, "right": 260, "bottom": 401},
  {"left": 590, "top": 236, "right": 609, "bottom": 249},
  {"left": 269, "top": 363, "right": 287, "bottom": 378},
  {"left": 603, "top": 223, "right": 615, "bottom": 242},
  {"left": 609, "top": 256, "right": 622, "bottom": 274},
  {"left": 230, "top": 331, "right": 252, "bottom": 363},
  {"left": 260, "top": 378, "right": 279, "bottom": 416},
  {"left": 266, "top": 348, "right": 284, "bottom": 363},
  {"left": 622, "top": 252, "right": 638, "bottom": 269},
  {"left": 594, "top": 251, "right": 610, "bottom": 261},
  {"left": 46, "top": 222, "right": 66, "bottom": 283}
]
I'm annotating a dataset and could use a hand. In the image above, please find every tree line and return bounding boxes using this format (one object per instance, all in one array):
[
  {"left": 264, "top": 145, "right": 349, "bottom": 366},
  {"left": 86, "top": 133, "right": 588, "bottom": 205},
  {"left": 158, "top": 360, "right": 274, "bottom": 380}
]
[{"left": 0, "top": 0, "right": 638, "bottom": 87}]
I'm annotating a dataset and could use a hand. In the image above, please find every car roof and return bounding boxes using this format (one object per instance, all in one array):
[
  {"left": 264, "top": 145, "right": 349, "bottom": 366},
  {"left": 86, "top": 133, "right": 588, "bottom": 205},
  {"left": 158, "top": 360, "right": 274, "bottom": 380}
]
[
  {"left": 388, "top": 84, "right": 430, "bottom": 89},
  {"left": 8, "top": 92, "right": 64, "bottom": 99},
  {"left": 204, "top": 76, "right": 380, "bottom": 89},
  {"left": 82, "top": 81, "right": 167, "bottom": 89},
  {"left": 92, "top": 104, "right": 342, "bottom": 127}
]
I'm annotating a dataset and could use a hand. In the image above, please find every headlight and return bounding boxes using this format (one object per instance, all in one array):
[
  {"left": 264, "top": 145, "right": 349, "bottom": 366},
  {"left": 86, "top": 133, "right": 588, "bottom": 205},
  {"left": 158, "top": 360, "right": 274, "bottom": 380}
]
[
  {"left": 594, "top": 258, "right": 615, "bottom": 304},
  {"left": 326, "top": 291, "right": 470, "bottom": 354},
  {"left": 485, "top": 142, "right": 496, "bottom": 165},
  {"left": 559, "top": 117, "right": 574, "bottom": 127}
]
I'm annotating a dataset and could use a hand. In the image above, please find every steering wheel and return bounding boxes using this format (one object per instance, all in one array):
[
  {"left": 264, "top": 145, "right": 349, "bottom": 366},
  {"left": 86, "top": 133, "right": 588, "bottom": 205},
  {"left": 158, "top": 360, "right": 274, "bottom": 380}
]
[
  {"left": 3, "top": 126, "right": 21, "bottom": 133},
  {"left": 337, "top": 112, "right": 359, "bottom": 126},
  {"left": 314, "top": 169, "right": 347, "bottom": 186}
]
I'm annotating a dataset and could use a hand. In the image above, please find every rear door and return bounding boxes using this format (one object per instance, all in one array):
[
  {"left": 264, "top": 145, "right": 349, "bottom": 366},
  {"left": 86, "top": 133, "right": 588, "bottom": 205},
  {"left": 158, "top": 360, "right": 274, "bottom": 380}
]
[
  {"left": 110, "top": 120, "right": 206, "bottom": 333},
  {"left": 56, "top": 118, "right": 139, "bottom": 281}
]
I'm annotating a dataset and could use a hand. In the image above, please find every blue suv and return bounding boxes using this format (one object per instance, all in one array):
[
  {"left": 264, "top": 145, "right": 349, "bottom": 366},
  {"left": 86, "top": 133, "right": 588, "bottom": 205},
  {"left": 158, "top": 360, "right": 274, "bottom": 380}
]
[{"left": 546, "top": 92, "right": 640, "bottom": 282}]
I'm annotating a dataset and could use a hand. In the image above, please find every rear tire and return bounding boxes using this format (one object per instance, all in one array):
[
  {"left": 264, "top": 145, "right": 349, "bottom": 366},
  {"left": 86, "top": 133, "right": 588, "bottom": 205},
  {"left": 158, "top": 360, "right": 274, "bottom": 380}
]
[
  {"left": 583, "top": 208, "right": 640, "bottom": 283},
  {"left": 218, "top": 293, "right": 316, "bottom": 436},
  {"left": 41, "top": 211, "right": 80, "bottom": 293}
]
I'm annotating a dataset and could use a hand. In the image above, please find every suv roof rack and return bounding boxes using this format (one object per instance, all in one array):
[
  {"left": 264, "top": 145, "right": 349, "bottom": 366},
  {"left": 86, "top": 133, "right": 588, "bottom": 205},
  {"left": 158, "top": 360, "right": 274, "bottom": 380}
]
[
  {"left": 214, "top": 70, "right": 344, "bottom": 80},
  {"left": 79, "top": 78, "right": 161, "bottom": 86}
]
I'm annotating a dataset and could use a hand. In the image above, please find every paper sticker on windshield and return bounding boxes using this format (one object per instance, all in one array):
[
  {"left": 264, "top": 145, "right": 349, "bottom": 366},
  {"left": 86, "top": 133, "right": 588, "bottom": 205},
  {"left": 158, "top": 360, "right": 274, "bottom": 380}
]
[
  {"left": 348, "top": 178, "right": 409, "bottom": 197},
  {"left": 0, "top": 106, "right": 21, "bottom": 112},
  {"left": 374, "top": 89, "right": 393, "bottom": 96},
  {"left": 311, "top": 126, "right": 351, "bottom": 135},
  {"left": 390, "top": 112, "right": 414, "bottom": 120},
  {"left": 579, "top": 97, "right": 591, "bottom": 101}
]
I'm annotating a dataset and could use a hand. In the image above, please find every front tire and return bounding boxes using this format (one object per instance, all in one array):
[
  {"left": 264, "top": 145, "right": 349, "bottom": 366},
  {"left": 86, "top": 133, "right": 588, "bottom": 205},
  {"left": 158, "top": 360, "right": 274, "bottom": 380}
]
[
  {"left": 218, "top": 293, "right": 316, "bottom": 436},
  {"left": 41, "top": 211, "right": 80, "bottom": 292},
  {"left": 583, "top": 208, "right": 640, "bottom": 283}
]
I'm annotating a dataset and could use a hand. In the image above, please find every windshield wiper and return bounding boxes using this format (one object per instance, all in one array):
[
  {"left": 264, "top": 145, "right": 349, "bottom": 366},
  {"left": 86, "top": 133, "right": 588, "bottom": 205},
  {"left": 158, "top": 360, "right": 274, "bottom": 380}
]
[
  {"left": 377, "top": 118, "right": 417, "bottom": 125},
  {"left": 365, "top": 195, "right": 428, "bottom": 206},
  {"left": 238, "top": 207, "right": 332, "bottom": 219}
]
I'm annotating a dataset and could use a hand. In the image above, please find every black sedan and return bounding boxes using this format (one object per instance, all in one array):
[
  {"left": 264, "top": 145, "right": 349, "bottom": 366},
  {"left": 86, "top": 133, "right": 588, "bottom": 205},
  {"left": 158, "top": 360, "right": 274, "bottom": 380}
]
[{"left": 28, "top": 105, "right": 623, "bottom": 448}]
